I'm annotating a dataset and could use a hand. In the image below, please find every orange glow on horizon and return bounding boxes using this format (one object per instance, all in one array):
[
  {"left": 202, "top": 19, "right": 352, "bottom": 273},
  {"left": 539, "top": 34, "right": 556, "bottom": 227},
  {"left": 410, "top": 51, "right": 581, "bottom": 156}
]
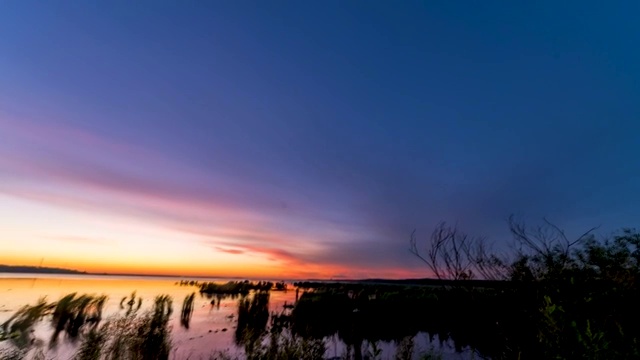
[
  {"left": 0, "top": 254, "right": 426, "bottom": 280},
  {"left": 0, "top": 167, "right": 425, "bottom": 280}
]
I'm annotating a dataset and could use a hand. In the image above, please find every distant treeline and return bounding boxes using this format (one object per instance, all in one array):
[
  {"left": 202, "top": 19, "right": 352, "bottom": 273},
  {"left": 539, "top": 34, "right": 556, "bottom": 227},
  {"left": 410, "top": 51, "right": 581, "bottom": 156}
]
[{"left": 0, "top": 265, "right": 85, "bottom": 274}]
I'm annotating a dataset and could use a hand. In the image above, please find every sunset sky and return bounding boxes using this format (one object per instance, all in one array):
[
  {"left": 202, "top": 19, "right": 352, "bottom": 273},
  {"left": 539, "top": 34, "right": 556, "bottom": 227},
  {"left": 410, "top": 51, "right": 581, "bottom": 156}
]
[{"left": 1, "top": 2, "right": 639, "bottom": 279}]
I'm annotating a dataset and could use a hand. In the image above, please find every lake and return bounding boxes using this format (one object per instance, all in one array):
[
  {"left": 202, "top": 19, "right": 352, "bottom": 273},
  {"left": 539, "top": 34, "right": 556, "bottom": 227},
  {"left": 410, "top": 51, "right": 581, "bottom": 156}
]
[{"left": 0, "top": 273, "right": 470, "bottom": 359}]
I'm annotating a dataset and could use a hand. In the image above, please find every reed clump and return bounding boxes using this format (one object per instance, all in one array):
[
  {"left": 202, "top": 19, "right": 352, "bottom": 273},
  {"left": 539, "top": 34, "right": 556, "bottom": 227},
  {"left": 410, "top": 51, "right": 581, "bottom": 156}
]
[
  {"left": 180, "top": 292, "right": 195, "bottom": 329},
  {"left": 0, "top": 293, "right": 173, "bottom": 360}
]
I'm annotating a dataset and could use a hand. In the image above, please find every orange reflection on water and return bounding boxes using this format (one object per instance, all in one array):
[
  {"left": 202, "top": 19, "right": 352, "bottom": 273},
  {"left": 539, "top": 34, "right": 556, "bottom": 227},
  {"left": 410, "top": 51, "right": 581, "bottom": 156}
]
[{"left": 0, "top": 274, "right": 297, "bottom": 359}]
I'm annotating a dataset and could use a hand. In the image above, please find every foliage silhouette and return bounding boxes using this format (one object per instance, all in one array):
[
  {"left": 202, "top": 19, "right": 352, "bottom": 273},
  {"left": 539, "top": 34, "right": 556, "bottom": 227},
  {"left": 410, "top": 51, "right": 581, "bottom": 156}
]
[{"left": 180, "top": 292, "right": 195, "bottom": 329}]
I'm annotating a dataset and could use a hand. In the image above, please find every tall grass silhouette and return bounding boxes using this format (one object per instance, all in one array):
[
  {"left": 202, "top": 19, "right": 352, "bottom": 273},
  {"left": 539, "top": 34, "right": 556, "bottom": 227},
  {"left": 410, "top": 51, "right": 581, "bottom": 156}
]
[{"left": 180, "top": 292, "right": 195, "bottom": 329}]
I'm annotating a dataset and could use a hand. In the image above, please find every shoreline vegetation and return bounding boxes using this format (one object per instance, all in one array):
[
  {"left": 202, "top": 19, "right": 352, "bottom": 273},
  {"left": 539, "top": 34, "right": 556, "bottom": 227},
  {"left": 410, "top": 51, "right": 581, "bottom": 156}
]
[
  {"left": 0, "top": 266, "right": 86, "bottom": 275},
  {"left": 196, "top": 281, "right": 288, "bottom": 295},
  {"left": 1, "top": 267, "right": 437, "bottom": 284},
  {"left": 2, "top": 218, "right": 640, "bottom": 359}
]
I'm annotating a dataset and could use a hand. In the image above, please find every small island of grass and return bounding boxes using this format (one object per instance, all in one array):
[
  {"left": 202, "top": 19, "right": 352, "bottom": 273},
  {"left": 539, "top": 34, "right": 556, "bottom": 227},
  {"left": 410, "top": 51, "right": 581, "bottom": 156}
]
[{"left": 197, "top": 280, "right": 287, "bottom": 295}]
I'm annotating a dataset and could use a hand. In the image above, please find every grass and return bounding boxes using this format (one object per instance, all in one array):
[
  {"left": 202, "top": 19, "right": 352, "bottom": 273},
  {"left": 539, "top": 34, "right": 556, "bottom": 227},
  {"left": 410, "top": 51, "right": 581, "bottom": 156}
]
[
  {"left": 235, "top": 292, "right": 270, "bottom": 350},
  {"left": 1, "top": 293, "right": 173, "bottom": 360},
  {"left": 50, "top": 293, "right": 107, "bottom": 344},
  {"left": 2, "top": 290, "right": 435, "bottom": 360},
  {"left": 73, "top": 294, "right": 173, "bottom": 360},
  {"left": 210, "top": 327, "right": 326, "bottom": 360},
  {"left": 1, "top": 298, "right": 53, "bottom": 348},
  {"left": 180, "top": 292, "right": 195, "bottom": 329},
  {"left": 199, "top": 281, "right": 285, "bottom": 295}
]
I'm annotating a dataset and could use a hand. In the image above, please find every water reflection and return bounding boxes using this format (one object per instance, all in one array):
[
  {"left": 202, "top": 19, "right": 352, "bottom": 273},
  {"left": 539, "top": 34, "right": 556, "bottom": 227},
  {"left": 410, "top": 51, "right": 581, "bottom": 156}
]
[
  {"left": 235, "top": 292, "right": 270, "bottom": 353},
  {"left": 0, "top": 275, "right": 268, "bottom": 359},
  {"left": 0, "top": 275, "right": 474, "bottom": 359}
]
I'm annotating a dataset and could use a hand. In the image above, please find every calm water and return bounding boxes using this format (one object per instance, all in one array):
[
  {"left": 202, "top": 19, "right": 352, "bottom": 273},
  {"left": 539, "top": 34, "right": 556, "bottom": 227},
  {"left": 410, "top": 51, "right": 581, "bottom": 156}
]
[
  {"left": 0, "top": 273, "right": 468, "bottom": 359},
  {"left": 0, "top": 273, "right": 297, "bottom": 359}
]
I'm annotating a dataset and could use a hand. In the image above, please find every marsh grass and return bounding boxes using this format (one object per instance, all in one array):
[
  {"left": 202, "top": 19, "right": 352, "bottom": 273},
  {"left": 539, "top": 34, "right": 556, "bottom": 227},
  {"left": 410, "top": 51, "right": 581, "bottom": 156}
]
[
  {"left": 120, "top": 292, "right": 142, "bottom": 316},
  {"left": 74, "top": 294, "right": 173, "bottom": 360},
  {"left": 210, "top": 291, "right": 325, "bottom": 360},
  {"left": 3, "top": 290, "right": 463, "bottom": 360},
  {"left": 1, "top": 298, "right": 53, "bottom": 348},
  {"left": 394, "top": 336, "right": 415, "bottom": 360},
  {"left": 211, "top": 328, "right": 325, "bottom": 360},
  {"left": 50, "top": 293, "right": 107, "bottom": 345},
  {"left": 180, "top": 293, "right": 195, "bottom": 329},
  {"left": 0, "top": 293, "right": 107, "bottom": 349},
  {"left": 0, "top": 348, "right": 25, "bottom": 360},
  {"left": 199, "top": 281, "right": 275, "bottom": 295},
  {"left": 73, "top": 328, "right": 107, "bottom": 360},
  {"left": 235, "top": 292, "right": 270, "bottom": 355},
  {"left": 1, "top": 293, "right": 173, "bottom": 360}
]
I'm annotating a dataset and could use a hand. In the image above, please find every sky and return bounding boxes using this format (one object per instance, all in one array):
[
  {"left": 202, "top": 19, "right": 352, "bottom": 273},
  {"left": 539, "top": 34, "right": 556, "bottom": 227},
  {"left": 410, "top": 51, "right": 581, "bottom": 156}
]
[{"left": 0, "top": 1, "right": 639, "bottom": 279}]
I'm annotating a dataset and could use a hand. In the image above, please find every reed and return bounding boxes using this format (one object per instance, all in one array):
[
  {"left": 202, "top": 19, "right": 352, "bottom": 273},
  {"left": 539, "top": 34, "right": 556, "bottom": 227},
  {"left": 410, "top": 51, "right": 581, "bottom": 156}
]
[{"left": 180, "top": 292, "right": 195, "bottom": 329}]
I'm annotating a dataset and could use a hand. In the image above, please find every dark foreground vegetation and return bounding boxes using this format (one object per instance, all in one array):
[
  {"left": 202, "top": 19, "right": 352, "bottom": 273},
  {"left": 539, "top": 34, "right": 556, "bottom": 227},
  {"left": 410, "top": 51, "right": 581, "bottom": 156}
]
[
  {"left": 0, "top": 289, "right": 443, "bottom": 360},
  {"left": 398, "top": 217, "right": 640, "bottom": 359},
  {"left": 2, "top": 218, "right": 639, "bottom": 359},
  {"left": 288, "top": 218, "right": 640, "bottom": 359},
  {"left": 0, "top": 292, "right": 173, "bottom": 360}
]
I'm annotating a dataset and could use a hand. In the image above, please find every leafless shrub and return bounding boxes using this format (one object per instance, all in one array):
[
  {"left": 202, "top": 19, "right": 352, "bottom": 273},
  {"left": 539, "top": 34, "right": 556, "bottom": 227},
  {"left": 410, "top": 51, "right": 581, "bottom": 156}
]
[
  {"left": 409, "top": 222, "right": 510, "bottom": 281},
  {"left": 410, "top": 222, "right": 477, "bottom": 280},
  {"left": 508, "top": 215, "right": 597, "bottom": 280}
]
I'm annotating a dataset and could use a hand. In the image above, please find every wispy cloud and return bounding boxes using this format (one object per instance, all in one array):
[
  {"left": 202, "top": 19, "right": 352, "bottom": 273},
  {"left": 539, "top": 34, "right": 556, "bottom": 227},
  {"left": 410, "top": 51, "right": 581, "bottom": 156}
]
[
  {"left": 214, "top": 247, "right": 245, "bottom": 255},
  {"left": 0, "top": 116, "right": 417, "bottom": 277}
]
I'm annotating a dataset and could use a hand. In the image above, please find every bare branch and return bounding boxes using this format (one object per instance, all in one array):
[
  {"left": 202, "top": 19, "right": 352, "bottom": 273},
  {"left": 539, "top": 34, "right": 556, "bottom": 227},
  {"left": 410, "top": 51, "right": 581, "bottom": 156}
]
[
  {"left": 507, "top": 215, "right": 600, "bottom": 280},
  {"left": 410, "top": 222, "right": 481, "bottom": 281}
]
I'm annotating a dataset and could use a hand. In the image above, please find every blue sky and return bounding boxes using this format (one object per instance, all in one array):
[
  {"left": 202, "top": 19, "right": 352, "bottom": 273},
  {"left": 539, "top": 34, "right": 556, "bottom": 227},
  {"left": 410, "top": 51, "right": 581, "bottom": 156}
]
[{"left": 0, "top": 1, "right": 639, "bottom": 277}]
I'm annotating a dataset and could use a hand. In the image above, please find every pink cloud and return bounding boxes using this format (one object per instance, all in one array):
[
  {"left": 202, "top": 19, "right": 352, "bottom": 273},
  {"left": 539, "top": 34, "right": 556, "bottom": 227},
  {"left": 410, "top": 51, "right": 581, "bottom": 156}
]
[
  {"left": 214, "top": 247, "right": 245, "bottom": 255},
  {"left": 0, "top": 116, "right": 421, "bottom": 278},
  {"left": 0, "top": 115, "right": 152, "bottom": 163}
]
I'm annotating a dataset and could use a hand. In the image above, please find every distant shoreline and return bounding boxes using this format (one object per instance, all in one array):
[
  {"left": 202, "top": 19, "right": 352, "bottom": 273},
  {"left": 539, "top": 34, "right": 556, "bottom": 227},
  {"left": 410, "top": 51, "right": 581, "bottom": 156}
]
[
  {"left": 0, "top": 265, "right": 279, "bottom": 281},
  {"left": 0, "top": 265, "right": 459, "bottom": 284},
  {"left": 0, "top": 266, "right": 226, "bottom": 280},
  {"left": 0, "top": 265, "right": 86, "bottom": 275}
]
